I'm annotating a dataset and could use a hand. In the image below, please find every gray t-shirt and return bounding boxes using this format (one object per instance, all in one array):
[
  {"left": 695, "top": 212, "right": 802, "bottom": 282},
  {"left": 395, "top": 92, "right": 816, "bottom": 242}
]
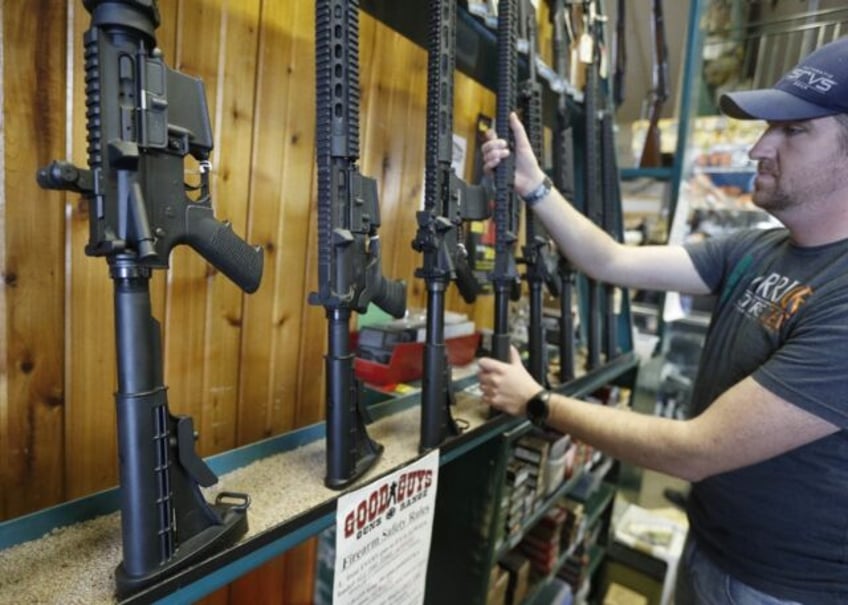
[{"left": 684, "top": 228, "right": 848, "bottom": 604}]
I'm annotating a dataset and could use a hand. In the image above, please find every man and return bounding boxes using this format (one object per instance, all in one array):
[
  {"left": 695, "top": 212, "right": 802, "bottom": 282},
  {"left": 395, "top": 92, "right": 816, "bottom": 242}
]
[{"left": 477, "top": 37, "right": 848, "bottom": 604}]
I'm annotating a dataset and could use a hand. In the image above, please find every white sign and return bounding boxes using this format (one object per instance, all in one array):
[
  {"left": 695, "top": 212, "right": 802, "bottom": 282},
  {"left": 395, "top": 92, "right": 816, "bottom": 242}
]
[{"left": 332, "top": 450, "right": 440, "bottom": 605}]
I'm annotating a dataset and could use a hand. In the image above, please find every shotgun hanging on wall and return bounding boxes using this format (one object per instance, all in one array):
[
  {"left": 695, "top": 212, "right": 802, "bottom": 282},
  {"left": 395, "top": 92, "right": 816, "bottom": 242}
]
[
  {"left": 36, "top": 0, "right": 264, "bottom": 597},
  {"left": 518, "top": 0, "right": 560, "bottom": 385},
  {"left": 548, "top": 0, "right": 578, "bottom": 384},
  {"left": 490, "top": 0, "right": 522, "bottom": 365},
  {"left": 639, "top": 0, "right": 669, "bottom": 168},
  {"left": 414, "top": 0, "right": 491, "bottom": 451},
  {"left": 311, "top": 0, "right": 407, "bottom": 489}
]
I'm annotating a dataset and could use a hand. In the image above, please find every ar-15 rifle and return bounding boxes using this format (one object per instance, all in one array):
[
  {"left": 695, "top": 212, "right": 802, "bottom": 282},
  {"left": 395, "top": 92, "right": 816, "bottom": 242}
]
[
  {"left": 490, "top": 0, "right": 522, "bottom": 365},
  {"left": 581, "top": 0, "right": 605, "bottom": 371},
  {"left": 613, "top": 0, "right": 627, "bottom": 110},
  {"left": 518, "top": 0, "right": 560, "bottom": 384},
  {"left": 600, "top": 0, "right": 629, "bottom": 361},
  {"left": 601, "top": 111, "right": 622, "bottom": 361},
  {"left": 36, "top": 0, "right": 264, "bottom": 597},
  {"left": 548, "top": 0, "right": 577, "bottom": 383},
  {"left": 414, "top": 0, "right": 491, "bottom": 451},
  {"left": 639, "top": 0, "right": 669, "bottom": 168},
  {"left": 311, "top": 0, "right": 407, "bottom": 489}
]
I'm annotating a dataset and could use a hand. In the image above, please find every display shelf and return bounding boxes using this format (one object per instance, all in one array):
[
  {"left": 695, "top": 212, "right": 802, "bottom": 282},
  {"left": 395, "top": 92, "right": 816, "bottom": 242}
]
[
  {"left": 425, "top": 351, "right": 638, "bottom": 605},
  {"left": 520, "top": 480, "right": 615, "bottom": 605},
  {"left": 620, "top": 167, "right": 674, "bottom": 182},
  {"left": 0, "top": 373, "right": 506, "bottom": 605},
  {"left": 496, "top": 464, "right": 585, "bottom": 556},
  {"left": 0, "top": 351, "right": 636, "bottom": 605}
]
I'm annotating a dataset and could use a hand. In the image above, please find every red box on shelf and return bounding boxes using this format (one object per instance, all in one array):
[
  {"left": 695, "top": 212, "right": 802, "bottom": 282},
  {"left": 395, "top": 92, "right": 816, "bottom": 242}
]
[{"left": 354, "top": 332, "right": 481, "bottom": 386}]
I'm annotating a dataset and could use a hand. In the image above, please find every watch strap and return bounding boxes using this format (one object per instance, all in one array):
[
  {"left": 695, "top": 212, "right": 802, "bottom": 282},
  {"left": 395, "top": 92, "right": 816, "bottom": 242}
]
[{"left": 521, "top": 176, "right": 552, "bottom": 207}]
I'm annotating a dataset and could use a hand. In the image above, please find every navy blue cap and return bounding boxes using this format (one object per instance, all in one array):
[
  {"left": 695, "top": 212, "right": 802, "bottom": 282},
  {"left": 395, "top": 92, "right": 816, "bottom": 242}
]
[{"left": 720, "top": 37, "right": 848, "bottom": 120}]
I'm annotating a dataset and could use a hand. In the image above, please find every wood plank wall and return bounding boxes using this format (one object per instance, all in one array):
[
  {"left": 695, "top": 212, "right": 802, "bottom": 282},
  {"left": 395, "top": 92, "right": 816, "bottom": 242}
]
[{"left": 1, "top": 0, "right": 563, "bottom": 601}]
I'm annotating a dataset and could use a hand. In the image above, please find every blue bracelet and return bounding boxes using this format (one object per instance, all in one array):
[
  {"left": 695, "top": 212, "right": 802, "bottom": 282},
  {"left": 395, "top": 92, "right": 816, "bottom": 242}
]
[{"left": 522, "top": 176, "right": 552, "bottom": 207}]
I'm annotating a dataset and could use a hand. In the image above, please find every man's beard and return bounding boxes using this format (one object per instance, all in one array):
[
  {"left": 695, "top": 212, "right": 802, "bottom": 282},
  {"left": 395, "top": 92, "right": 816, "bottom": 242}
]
[
  {"left": 752, "top": 163, "right": 797, "bottom": 212},
  {"left": 752, "top": 185, "right": 796, "bottom": 212}
]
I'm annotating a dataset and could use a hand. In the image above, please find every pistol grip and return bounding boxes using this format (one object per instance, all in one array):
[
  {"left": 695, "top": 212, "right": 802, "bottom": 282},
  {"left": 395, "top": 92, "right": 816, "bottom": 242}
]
[
  {"left": 373, "top": 277, "right": 407, "bottom": 319},
  {"left": 454, "top": 253, "right": 480, "bottom": 304},
  {"left": 185, "top": 206, "right": 264, "bottom": 293}
]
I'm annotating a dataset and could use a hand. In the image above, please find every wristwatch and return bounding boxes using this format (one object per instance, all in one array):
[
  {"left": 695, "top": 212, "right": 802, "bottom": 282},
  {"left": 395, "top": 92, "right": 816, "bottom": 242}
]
[
  {"left": 521, "top": 176, "right": 552, "bottom": 207},
  {"left": 526, "top": 389, "right": 551, "bottom": 427}
]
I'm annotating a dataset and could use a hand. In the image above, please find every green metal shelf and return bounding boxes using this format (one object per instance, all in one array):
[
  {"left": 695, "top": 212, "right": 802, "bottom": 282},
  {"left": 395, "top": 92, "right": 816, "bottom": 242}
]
[{"left": 0, "top": 352, "right": 638, "bottom": 605}]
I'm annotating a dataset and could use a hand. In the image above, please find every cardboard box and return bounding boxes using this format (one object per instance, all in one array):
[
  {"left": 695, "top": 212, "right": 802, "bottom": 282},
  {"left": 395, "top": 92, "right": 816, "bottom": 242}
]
[
  {"left": 499, "top": 550, "right": 531, "bottom": 605},
  {"left": 486, "top": 565, "right": 509, "bottom": 605},
  {"left": 603, "top": 582, "right": 649, "bottom": 605}
]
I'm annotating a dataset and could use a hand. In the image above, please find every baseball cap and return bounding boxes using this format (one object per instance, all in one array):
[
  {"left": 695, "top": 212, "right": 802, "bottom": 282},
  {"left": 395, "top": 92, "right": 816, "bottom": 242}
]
[{"left": 719, "top": 36, "right": 848, "bottom": 121}]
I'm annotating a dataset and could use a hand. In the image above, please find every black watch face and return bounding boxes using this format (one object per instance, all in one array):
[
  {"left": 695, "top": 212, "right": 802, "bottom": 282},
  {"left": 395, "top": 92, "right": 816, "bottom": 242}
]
[{"left": 527, "top": 392, "right": 549, "bottom": 425}]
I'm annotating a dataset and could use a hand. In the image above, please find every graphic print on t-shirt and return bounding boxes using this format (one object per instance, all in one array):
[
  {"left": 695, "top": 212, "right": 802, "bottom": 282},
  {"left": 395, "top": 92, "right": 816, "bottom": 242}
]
[{"left": 733, "top": 268, "right": 813, "bottom": 331}]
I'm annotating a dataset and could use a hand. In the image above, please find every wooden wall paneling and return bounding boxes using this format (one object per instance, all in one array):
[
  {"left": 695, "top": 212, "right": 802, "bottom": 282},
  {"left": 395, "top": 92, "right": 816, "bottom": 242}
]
[
  {"left": 228, "top": 553, "right": 287, "bottom": 604},
  {"left": 262, "top": 0, "right": 316, "bottom": 436},
  {"left": 237, "top": 0, "right": 298, "bottom": 444},
  {"left": 296, "top": 171, "right": 324, "bottom": 425},
  {"left": 194, "top": 583, "right": 231, "bottom": 605},
  {"left": 63, "top": 0, "right": 120, "bottom": 503},
  {"left": 194, "top": 0, "right": 262, "bottom": 456},
  {"left": 281, "top": 537, "right": 318, "bottom": 604},
  {"left": 359, "top": 19, "right": 415, "bottom": 305},
  {"left": 387, "top": 43, "right": 428, "bottom": 314},
  {"left": 160, "top": 0, "right": 223, "bottom": 448},
  {"left": 448, "top": 73, "right": 497, "bottom": 330},
  {"left": 1, "top": 0, "right": 68, "bottom": 519}
]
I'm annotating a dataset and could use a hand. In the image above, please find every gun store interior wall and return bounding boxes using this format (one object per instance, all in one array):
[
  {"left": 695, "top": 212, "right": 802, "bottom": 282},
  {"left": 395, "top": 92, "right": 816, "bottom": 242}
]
[{"left": 3, "top": 0, "right": 843, "bottom": 603}]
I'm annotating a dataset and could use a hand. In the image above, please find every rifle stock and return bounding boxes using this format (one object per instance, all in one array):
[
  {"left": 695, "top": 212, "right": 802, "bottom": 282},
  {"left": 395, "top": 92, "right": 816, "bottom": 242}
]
[
  {"left": 37, "top": 0, "right": 261, "bottom": 596},
  {"left": 312, "top": 0, "right": 407, "bottom": 488}
]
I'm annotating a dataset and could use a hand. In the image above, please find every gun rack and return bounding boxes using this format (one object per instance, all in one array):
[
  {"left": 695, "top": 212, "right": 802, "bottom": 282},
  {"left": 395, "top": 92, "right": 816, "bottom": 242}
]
[
  {"left": 360, "top": 0, "right": 577, "bottom": 127},
  {"left": 0, "top": 353, "right": 636, "bottom": 604}
]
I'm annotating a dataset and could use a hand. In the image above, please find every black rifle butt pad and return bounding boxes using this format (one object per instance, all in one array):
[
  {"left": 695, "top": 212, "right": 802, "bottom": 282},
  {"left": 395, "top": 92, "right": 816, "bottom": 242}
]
[
  {"left": 184, "top": 206, "right": 264, "bottom": 293},
  {"left": 372, "top": 276, "right": 407, "bottom": 319}
]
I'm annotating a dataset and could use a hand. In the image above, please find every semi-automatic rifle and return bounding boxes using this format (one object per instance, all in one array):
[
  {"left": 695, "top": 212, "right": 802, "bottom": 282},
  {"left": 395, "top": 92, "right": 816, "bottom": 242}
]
[
  {"left": 518, "top": 0, "right": 560, "bottom": 384},
  {"left": 312, "top": 0, "right": 407, "bottom": 488},
  {"left": 601, "top": 110, "right": 621, "bottom": 361},
  {"left": 613, "top": 0, "right": 627, "bottom": 110},
  {"left": 581, "top": 0, "right": 604, "bottom": 370},
  {"left": 639, "top": 0, "right": 669, "bottom": 168},
  {"left": 37, "top": 0, "right": 264, "bottom": 597},
  {"left": 414, "top": 0, "right": 491, "bottom": 451},
  {"left": 490, "top": 0, "right": 522, "bottom": 364},
  {"left": 548, "top": 0, "right": 577, "bottom": 383},
  {"left": 600, "top": 0, "right": 629, "bottom": 361}
]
